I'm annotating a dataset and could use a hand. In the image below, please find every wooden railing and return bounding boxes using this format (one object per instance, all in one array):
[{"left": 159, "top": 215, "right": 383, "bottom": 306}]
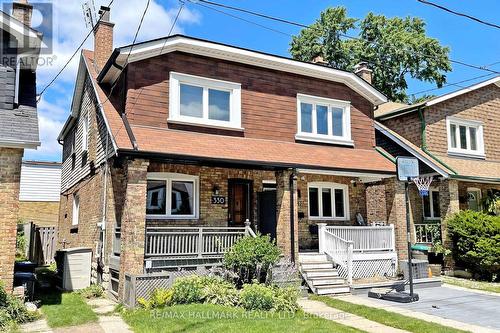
[
  {"left": 319, "top": 227, "right": 353, "bottom": 285},
  {"left": 145, "top": 221, "right": 255, "bottom": 258},
  {"left": 325, "top": 225, "right": 395, "bottom": 252}
]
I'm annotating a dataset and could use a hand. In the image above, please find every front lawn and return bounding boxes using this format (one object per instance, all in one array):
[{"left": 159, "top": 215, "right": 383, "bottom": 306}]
[
  {"left": 442, "top": 276, "right": 500, "bottom": 294},
  {"left": 39, "top": 291, "right": 98, "bottom": 328},
  {"left": 311, "top": 295, "right": 468, "bottom": 333},
  {"left": 121, "top": 303, "right": 364, "bottom": 333}
]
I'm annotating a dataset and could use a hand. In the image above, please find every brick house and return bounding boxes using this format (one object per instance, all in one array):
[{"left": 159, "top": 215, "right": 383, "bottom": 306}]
[
  {"left": 375, "top": 76, "right": 500, "bottom": 252},
  {"left": 57, "top": 7, "right": 422, "bottom": 298},
  {"left": 0, "top": 1, "right": 41, "bottom": 291}
]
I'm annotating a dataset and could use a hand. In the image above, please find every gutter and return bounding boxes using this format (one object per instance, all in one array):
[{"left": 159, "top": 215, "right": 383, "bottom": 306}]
[
  {"left": 449, "top": 174, "right": 500, "bottom": 184},
  {"left": 375, "top": 146, "right": 396, "bottom": 164}
]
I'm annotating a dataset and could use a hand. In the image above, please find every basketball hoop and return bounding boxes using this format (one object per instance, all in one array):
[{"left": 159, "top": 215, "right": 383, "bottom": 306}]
[{"left": 412, "top": 177, "right": 433, "bottom": 197}]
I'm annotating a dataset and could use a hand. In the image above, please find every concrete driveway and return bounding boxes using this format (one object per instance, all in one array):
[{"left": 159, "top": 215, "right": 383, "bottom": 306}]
[{"left": 355, "top": 286, "right": 500, "bottom": 331}]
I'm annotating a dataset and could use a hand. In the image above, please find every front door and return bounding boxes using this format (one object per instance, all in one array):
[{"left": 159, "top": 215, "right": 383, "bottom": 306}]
[
  {"left": 258, "top": 190, "right": 277, "bottom": 240},
  {"left": 228, "top": 179, "right": 252, "bottom": 226}
]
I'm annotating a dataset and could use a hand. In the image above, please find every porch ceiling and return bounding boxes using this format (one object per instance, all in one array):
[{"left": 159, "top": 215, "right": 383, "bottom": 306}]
[{"left": 123, "top": 124, "right": 396, "bottom": 174}]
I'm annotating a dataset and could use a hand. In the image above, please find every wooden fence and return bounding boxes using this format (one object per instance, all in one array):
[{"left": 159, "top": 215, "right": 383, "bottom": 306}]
[{"left": 28, "top": 224, "right": 58, "bottom": 265}]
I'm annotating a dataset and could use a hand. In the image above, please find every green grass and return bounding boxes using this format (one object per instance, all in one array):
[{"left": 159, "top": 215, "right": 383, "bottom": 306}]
[
  {"left": 121, "top": 303, "right": 364, "bottom": 333},
  {"left": 443, "top": 276, "right": 500, "bottom": 293},
  {"left": 311, "top": 295, "right": 468, "bottom": 333},
  {"left": 39, "top": 292, "right": 98, "bottom": 328}
]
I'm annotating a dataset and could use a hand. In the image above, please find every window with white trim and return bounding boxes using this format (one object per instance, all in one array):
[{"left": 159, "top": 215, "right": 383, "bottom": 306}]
[
  {"left": 422, "top": 188, "right": 440, "bottom": 220},
  {"left": 146, "top": 173, "right": 199, "bottom": 219},
  {"left": 296, "top": 94, "right": 352, "bottom": 145},
  {"left": 81, "top": 112, "right": 89, "bottom": 152},
  {"left": 308, "top": 182, "right": 349, "bottom": 220},
  {"left": 72, "top": 194, "right": 80, "bottom": 226},
  {"left": 446, "top": 117, "right": 484, "bottom": 157},
  {"left": 168, "top": 72, "right": 242, "bottom": 130}
]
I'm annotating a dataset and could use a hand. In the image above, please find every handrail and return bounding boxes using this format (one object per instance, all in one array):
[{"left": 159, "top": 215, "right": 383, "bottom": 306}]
[
  {"left": 325, "top": 225, "right": 395, "bottom": 252},
  {"left": 321, "top": 228, "right": 353, "bottom": 285}
]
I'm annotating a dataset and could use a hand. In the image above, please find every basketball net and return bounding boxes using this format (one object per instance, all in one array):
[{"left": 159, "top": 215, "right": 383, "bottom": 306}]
[{"left": 412, "top": 177, "right": 433, "bottom": 197}]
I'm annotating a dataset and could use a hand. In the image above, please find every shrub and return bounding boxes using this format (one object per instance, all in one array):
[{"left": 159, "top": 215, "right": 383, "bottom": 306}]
[
  {"left": 223, "top": 235, "right": 281, "bottom": 285},
  {"left": 447, "top": 210, "right": 500, "bottom": 280},
  {"left": 201, "top": 279, "right": 239, "bottom": 307},
  {"left": 239, "top": 283, "right": 274, "bottom": 311},
  {"left": 138, "top": 289, "right": 173, "bottom": 309},
  {"left": 271, "top": 286, "right": 299, "bottom": 312},
  {"left": 170, "top": 275, "right": 219, "bottom": 304},
  {"left": 77, "top": 284, "right": 104, "bottom": 299},
  {"left": 0, "top": 284, "right": 38, "bottom": 325}
]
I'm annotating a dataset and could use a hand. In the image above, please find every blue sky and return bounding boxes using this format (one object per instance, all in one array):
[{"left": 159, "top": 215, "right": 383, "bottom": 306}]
[{"left": 25, "top": 0, "right": 500, "bottom": 162}]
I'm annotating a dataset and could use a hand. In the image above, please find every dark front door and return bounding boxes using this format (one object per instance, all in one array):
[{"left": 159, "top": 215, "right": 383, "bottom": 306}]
[
  {"left": 228, "top": 179, "right": 252, "bottom": 226},
  {"left": 258, "top": 190, "right": 277, "bottom": 240}
]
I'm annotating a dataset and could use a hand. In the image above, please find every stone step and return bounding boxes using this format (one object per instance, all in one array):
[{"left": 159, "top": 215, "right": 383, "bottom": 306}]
[
  {"left": 304, "top": 268, "right": 340, "bottom": 278},
  {"left": 315, "top": 284, "right": 351, "bottom": 295},
  {"left": 298, "top": 253, "right": 329, "bottom": 262},
  {"left": 309, "top": 276, "right": 345, "bottom": 287},
  {"left": 300, "top": 262, "right": 333, "bottom": 270}
]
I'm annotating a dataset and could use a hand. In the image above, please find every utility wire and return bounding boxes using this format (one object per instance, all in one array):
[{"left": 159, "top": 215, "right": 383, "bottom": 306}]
[
  {"left": 409, "top": 73, "right": 496, "bottom": 95},
  {"left": 191, "top": 0, "right": 500, "bottom": 75},
  {"left": 37, "top": 0, "right": 116, "bottom": 103},
  {"left": 416, "top": 0, "right": 500, "bottom": 30}
]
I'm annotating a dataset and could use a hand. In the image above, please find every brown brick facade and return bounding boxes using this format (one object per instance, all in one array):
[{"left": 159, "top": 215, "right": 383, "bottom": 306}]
[
  {"left": 0, "top": 148, "right": 23, "bottom": 291},
  {"left": 19, "top": 201, "right": 59, "bottom": 227}
]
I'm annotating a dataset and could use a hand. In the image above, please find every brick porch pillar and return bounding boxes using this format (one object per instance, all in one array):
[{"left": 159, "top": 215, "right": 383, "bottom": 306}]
[
  {"left": 118, "top": 158, "right": 149, "bottom": 299},
  {"left": 0, "top": 148, "right": 23, "bottom": 292},
  {"left": 438, "top": 178, "right": 459, "bottom": 268},
  {"left": 275, "top": 169, "right": 299, "bottom": 261},
  {"left": 383, "top": 178, "right": 408, "bottom": 261}
]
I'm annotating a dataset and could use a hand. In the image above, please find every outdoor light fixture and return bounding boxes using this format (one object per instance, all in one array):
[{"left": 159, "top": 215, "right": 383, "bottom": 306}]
[{"left": 212, "top": 185, "right": 220, "bottom": 195}]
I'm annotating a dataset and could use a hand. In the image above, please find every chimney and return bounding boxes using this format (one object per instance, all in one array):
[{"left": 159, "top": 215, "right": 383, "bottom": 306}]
[
  {"left": 12, "top": 0, "right": 33, "bottom": 26},
  {"left": 93, "top": 6, "right": 114, "bottom": 71},
  {"left": 354, "top": 62, "right": 373, "bottom": 84},
  {"left": 312, "top": 55, "right": 328, "bottom": 66}
]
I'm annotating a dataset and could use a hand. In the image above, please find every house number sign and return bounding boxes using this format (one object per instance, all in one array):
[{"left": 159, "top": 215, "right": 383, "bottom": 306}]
[{"left": 211, "top": 195, "right": 226, "bottom": 204}]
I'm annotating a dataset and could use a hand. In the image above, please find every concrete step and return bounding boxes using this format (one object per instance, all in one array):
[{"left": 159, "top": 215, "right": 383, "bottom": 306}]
[
  {"left": 309, "top": 276, "right": 345, "bottom": 287},
  {"left": 298, "top": 253, "right": 329, "bottom": 262},
  {"left": 315, "top": 284, "right": 351, "bottom": 295},
  {"left": 304, "top": 268, "right": 339, "bottom": 278},
  {"left": 300, "top": 262, "right": 333, "bottom": 270}
]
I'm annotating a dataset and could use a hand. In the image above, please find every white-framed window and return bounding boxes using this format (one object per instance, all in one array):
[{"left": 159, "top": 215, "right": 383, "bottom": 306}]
[
  {"left": 296, "top": 94, "right": 352, "bottom": 145},
  {"left": 168, "top": 72, "right": 242, "bottom": 130},
  {"left": 146, "top": 173, "right": 199, "bottom": 219},
  {"left": 446, "top": 117, "right": 484, "bottom": 158},
  {"left": 308, "top": 182, "right": 349, "bottom": 220},
  {"left": 467, "top": 187, "right": 482, "bottom": 211},
  {"left": 81, "top": 112, "right": 89, "bottom": 152},
  {"left": 423, "top": 188, "right": 440, "bottom": 220},
  {"left": 72, "top": 193, "right": 80, "bottom": 226}
]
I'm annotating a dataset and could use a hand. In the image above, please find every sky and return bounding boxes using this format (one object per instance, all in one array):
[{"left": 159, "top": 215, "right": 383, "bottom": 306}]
[{"left": 23, "top": 0, "right": 500, "bottom": 162}]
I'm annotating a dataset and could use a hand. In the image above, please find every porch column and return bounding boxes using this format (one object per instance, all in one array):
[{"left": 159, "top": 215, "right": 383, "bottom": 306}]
[
  {"left": 383, "top": 178, "right": 408, "bottom": 260},
  {"left": 118, "top": 158, "right": 149, "bottom": 299},
  {"left": 438, "top": 178, "right": 459, "bottom": 268},
  {"left": 275, "top": 169, "right": 299, "bottom": 261}
]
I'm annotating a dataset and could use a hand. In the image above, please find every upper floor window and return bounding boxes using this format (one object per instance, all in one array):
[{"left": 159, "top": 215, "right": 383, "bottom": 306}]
[
  {"left": 82, "top": 113, "right": 89, "bottom": 152},
  {"left": 308, "top": 182, "right": 349, "bottom": 220},
  {"left": 146, "top": 173, "right": 199, "bottom": 219},
  {"left": 169, "top": 72, "right": 242, "bottom": 130},
  {"left": 446, "top": 117, "right": 484, "bottom": 158},
  {"left": 296, "top": 94, "right": 352, "bottom": 145},
  {"left": 72, "top": 193, "right": 80, "bottom": 226}
]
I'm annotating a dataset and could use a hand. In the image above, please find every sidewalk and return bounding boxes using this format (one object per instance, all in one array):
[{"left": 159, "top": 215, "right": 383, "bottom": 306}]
[{"left": 298, "top": 298, "right": 410, "bottom": 333}]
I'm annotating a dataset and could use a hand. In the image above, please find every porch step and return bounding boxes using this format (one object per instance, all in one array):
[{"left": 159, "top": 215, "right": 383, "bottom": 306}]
[
  {"left": 308, "top": 276, "right": 345, "bottom": 287},
  {"left": 300, "top": 262, "right": 334, "bottom": 270},
  {"left": 298, "top": 253, "right": 329, "bottom": 262},
  {"left": 298, "top": 252, "right": 350, "bottom": 295},
  {"left": 304, "top": 268, "right": 339, "bottom": 278},
  {"left": 314, "top": 284, "right": 351, "bottom": 295}
]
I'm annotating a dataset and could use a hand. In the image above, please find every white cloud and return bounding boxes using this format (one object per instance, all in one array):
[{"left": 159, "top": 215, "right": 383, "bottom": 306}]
[{"left": 24, "top": 114, "right": 64, "bottom": 162}]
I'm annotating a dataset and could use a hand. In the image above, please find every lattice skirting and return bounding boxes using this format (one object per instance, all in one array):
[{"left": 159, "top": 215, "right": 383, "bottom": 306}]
[{"left": 333, "top": 258, "right": 397, "bottom": 280}]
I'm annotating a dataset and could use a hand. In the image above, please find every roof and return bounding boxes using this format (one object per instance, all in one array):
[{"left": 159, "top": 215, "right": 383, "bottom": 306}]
[
  {"left": 23, "top": 160, "right": 62, "bottom": 167},
  {"left": 59, "top": 49, "right": 395, "bottom": 175},
  {"left": 376, "top": 76, "right": 500, "bottom": 120},
  {"left": 99, "top": 35, "right": 387, "bottom": 106}
]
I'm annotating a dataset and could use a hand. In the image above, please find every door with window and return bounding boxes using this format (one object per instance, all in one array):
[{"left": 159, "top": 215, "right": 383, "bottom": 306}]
[
  {"left": 467, "top": 188, "right": 481, "bottom": 211},
  {"left": 228, "top": 179, "right": 252, "bottom": 226}
]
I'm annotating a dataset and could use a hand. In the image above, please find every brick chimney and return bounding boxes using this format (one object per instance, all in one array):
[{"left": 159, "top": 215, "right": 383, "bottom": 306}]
[
  {"left": 312, "top": 55, "right": 328, "bottom": 66},
  {"left": 12, "top": 0, "right": 33, "bottom": 26},
  {"left": 354, "top": 62, "right": 373, "bottom": 84},
  {"left": 93, "top": 6, "right": 114, "bottom": 71}
]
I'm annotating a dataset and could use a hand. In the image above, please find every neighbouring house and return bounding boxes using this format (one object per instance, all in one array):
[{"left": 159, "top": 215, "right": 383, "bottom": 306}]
[
  {"left": 19, "top": 161, "right": 62, "bottom": 226},
  {"left": 0, "top": 1, "right": 41, "bottom": 291},
  {"left": 57, "top": 7, "right": 426, "bottom": 299},
  {"left": 375, "top": 76, "right": 500, "bottom": 255}
]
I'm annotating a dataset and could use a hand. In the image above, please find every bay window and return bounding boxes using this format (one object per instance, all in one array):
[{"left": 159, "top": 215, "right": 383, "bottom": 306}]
[
  {"left": 146, "top": 173, "right": 199, "bottom": 219},
  {"left": 169, "top": 72, "right": 241, "bottom": 129},
  {"left": 308, "top": 182, "right": 349, "bottom": 220},
  {"left": 296, "top": 94, "right": 352, "bottom": 145},
  {"left": 446, "top": 117, "right": 484, "bottom": 157}
]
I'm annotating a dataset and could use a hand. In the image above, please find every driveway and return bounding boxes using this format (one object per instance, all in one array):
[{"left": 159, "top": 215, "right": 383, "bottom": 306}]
[{"left": 356, "top": 286, "right": 500, "bottom": 331}]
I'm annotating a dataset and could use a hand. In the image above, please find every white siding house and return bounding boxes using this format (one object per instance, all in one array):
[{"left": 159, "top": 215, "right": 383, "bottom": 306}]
[{"left": 20, "top": 161, "right": 62, "bottom": 202}]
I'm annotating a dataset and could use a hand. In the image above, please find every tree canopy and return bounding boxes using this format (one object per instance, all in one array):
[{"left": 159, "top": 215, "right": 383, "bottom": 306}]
[{"left": 289, "top": 7, "right": 451, "bottom": 102}]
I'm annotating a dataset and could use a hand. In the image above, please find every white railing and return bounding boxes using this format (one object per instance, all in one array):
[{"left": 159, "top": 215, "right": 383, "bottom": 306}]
[
  {"left": 325, "top": 225, "right": 395, "bottom": 252},
  {"left": 145, "top": 221, "right": 255, "bottom": 258},
  {"left": 319, "top": 227, "right": 353, "bottom": 285},
  {"left": 415, "top": 223, "right": 440, "bottom": 244}
]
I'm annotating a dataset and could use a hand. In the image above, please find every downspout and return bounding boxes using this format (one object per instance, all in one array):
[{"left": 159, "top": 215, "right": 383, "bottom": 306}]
[
  {"left": 99, "top": 134, "right": 109, "bottom": 269},
  {"left": 418, "top": 107, "right": 458, "bottom": 175},
  {"left": 289, "top": 170, "right": 297, "bottom": 262}
]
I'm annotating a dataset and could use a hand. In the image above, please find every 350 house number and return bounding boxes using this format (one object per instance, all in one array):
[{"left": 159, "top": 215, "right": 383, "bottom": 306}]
[{"left": 211, "top": 195, "right": 226, "bottom": 204}]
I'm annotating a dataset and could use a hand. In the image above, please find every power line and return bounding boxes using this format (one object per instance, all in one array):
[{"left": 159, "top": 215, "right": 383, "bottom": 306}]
[
  {"left": 416, "top": 0, "right": 500, "bottom": 30},
  {"left": 37, "top": 0, "right": 116, "bottom": 103},
  {"left": 191, "top": 0, "right": 500, "bottom": 75},
  {"left": 409, "top": 73, "right": 496, "bottom": 95}
]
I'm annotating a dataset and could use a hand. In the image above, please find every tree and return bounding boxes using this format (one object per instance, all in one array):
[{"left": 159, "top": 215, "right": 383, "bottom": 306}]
[{"left": 289, "top": 7, "right": 451, "bottom": 102}]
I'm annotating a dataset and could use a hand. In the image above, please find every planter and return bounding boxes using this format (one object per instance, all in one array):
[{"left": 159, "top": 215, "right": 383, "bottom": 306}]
[
  {"left": 428, "top": 264, "right": 442, "bottom": 277},
  {"left": 428, "top": 252, "right": 444, "bottom": 265}
]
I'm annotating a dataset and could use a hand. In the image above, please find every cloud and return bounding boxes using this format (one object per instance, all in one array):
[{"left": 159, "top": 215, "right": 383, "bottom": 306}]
[{"left": 24, "top": 114, "right": 64, "bottom": 162}]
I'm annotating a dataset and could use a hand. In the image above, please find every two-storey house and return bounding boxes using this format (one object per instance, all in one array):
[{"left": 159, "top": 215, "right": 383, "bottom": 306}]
[
  {"left": 375, "top": 76, "right": 500, "bottom": 252},
  {"left": 57, "top": 7, "right": 405, "bottom": 299}
]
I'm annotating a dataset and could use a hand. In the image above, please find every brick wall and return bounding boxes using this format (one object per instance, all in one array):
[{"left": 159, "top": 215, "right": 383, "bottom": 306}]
[
  {"left": 0, "top": 147, "right": 23, "bottom": 291},
  {"left": 381, "top": 111, "right": 423, "bottom": 148},
  {"left": 19, "top": 201, "right": 59, "bottom": 227}
]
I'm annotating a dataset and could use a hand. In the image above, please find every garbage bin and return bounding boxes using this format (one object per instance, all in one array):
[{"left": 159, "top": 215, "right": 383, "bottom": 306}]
[
  {"left": 14, "top": 261, "right": 37, "bottom": 273},
  {"left": 14, "top": 272, "right": 36, "bottom": 300}
]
